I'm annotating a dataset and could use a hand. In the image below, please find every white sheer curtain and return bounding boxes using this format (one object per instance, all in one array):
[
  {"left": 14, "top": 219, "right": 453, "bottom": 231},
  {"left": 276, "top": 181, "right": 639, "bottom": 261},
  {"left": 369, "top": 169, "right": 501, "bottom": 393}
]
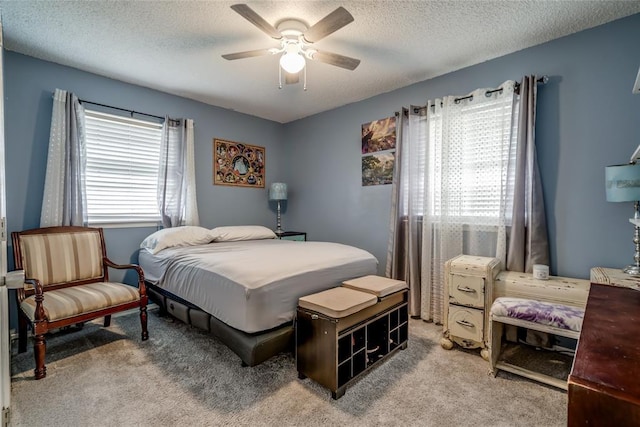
[
  {"left": 158, "top": 117, "right": 199, "bottom": 227},
  {"left": 40, "top": 89, "right": 87, "bottom": 227},
  {"left": 388, "top": 81, "right": 526, "bottom": 323},
  {"left": 421, "top": 81, "right": 516, "bottom": 322}
]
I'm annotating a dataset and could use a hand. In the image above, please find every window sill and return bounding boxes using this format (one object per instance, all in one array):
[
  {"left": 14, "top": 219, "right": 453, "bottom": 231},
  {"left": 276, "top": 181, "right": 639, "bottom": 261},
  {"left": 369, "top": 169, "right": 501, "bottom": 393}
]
[{"left": 87, "top": 222, "right": 160, "bottom": 229}]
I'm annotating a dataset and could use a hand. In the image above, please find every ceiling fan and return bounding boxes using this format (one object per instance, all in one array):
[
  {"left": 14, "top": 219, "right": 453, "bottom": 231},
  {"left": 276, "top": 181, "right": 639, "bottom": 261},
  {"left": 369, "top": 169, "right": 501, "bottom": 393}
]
[{"left": 222, "top": 4, "right": 360, "bottom": 89}]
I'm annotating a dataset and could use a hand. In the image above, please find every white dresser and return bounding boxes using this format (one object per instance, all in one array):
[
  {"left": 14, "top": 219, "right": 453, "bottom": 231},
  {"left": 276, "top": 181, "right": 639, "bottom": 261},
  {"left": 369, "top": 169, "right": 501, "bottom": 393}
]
[{"left": 441, "top": 255, "right": 501, "bottom": 360}]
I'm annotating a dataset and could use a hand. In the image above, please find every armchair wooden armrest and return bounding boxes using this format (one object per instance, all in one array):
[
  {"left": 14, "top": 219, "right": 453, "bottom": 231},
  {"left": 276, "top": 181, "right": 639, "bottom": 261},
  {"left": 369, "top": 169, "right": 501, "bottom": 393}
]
[
  {"left": 103, "top": 258, "right": 147, "bottom": 296},
  {"left": 23, "top": 278, "right": 46, "bottom": 323}
]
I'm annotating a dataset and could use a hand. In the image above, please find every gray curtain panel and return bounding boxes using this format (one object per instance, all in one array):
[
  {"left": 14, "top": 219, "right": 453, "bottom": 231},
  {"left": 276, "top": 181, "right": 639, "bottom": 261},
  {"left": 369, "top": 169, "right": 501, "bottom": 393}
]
[
  {"left": 385, "top": 107, "right": 425, "bottom": 317},
  {"left": 506, "top": 75, "right": 550, "bottom": 272},
  {"left": 41, "top": 89, "right": 87, "bottom": 227},
  {"left": 158, "top": 117, "right": 187, "bottom": 228},
  {"left": 63, "top": 92, "right": 87, "bottom": 226}
]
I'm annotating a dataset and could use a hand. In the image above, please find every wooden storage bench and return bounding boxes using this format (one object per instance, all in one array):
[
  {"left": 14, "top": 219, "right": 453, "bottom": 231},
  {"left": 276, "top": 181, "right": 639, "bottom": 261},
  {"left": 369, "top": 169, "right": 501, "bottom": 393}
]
[{"left": 296, "top": 276, "right": 408, "bottom": 399}]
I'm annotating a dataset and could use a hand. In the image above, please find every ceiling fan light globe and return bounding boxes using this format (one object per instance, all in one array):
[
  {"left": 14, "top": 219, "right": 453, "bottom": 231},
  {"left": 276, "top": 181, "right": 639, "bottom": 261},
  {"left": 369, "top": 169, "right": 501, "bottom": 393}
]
[{"left": 280, "top": 52, "right": 305, "bottom": 74}]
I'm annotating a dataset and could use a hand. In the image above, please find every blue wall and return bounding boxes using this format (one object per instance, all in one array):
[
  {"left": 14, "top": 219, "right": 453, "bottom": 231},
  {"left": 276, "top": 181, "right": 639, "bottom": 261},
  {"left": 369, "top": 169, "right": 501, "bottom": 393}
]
[
  {"left": 283, "top": 13, "right": 640, "bottom": 279},
  {"left": 3, "top": 13, "right": 640, "bottom": 293}
]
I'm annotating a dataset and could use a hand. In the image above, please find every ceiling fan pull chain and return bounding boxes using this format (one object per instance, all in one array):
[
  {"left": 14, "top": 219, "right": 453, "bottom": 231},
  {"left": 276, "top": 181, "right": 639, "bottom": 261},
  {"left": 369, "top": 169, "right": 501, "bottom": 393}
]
[
  {"left": 278, "top": 65, "right": 283, "bottom": 89},
  {"left": 303, "top": 66, "right": 307, "bottom": 91}
]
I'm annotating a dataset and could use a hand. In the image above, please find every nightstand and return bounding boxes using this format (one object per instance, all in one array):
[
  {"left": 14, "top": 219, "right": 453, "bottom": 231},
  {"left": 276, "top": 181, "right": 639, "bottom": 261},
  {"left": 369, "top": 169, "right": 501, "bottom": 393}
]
[
  {"left": 590, "top": 267, "right": 640, "bottom": 289},
  {"left": 441, "top": 255, "right": 501, "bottom": 360},
  {"left": 277, "top": 231, "right": 307, "bottom": 241}
]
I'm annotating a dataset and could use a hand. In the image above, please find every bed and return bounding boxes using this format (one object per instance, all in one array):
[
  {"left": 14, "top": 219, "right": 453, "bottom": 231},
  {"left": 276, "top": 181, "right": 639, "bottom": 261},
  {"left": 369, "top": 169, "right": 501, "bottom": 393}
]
[{"left": 137, "top": 225, "right": 378, "bottom": 366}]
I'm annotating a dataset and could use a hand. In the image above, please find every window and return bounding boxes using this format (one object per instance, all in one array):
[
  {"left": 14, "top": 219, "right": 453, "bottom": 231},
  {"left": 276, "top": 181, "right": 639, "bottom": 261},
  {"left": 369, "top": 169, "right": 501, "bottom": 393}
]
[
  {"left": 84, "top": 110, "right": 163, "bottom": 225},
  {"left": 400, "top": 89, "right": 519, "bottom": 227},
  {"left": 428, "top": 95, "right": 518, "bottom": 226}
]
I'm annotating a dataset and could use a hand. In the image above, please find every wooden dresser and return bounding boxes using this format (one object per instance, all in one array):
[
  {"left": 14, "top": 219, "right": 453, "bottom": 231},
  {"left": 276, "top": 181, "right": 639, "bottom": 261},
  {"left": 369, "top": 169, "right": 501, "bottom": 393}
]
[{"left": 568, "top": 283, "right": 640, "bottom": 426}]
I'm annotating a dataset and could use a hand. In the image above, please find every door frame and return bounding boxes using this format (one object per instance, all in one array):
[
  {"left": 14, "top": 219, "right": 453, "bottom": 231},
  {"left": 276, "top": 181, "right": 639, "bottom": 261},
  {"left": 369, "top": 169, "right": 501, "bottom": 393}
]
[{"left": 0, "top": 18, "right": 11, "bottom": 426}]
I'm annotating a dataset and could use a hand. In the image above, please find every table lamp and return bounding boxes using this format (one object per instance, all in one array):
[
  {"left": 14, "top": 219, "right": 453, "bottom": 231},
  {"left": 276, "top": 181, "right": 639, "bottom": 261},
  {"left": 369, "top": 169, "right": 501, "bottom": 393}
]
[
  {"left": 269, "top": 182, "right": 287, "bottom": 235},
  {"left": 606, "top": 162, "right": 640, "bottom": 275}
]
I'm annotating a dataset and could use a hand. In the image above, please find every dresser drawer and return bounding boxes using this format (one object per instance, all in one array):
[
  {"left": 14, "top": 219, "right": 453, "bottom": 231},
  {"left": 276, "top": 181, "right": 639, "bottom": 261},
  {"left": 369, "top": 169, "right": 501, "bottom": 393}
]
[
  {"left": 449, "top": 274, "right": 485, "bottom": 308},
  {"left": 448, "top": 305, "right": 484, "bottom": 343}
]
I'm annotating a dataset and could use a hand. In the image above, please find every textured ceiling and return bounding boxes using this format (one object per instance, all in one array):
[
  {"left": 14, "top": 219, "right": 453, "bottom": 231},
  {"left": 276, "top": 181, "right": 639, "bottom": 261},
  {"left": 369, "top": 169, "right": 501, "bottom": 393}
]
[{"left": 1, "top": 1, "right": 639, "bottom": 123}]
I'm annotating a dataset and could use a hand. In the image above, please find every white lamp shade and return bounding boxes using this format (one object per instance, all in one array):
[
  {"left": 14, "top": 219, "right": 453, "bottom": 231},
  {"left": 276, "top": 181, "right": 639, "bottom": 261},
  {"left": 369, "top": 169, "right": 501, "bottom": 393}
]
[
  {"left": 280, "top": 52, "right": 305, "bottom": 74},
  {"left": 269, "top": 182, "right": 288, "bottom": 201},
  {"left": 605, "top": 163, "right": 640, "bottom": 202}
]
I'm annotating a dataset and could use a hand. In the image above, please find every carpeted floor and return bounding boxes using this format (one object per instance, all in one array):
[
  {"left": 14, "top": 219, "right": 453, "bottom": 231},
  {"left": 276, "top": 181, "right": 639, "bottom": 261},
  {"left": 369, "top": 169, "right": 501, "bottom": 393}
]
[{"left": 10, "top": 308, "right": 566, "bottom": 426}]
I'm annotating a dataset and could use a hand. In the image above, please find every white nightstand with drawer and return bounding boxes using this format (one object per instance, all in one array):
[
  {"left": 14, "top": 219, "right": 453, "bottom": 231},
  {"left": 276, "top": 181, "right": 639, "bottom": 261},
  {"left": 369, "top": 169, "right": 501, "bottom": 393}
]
[{"left": 441, "top": 255, "right": 501, "bottom": 360}]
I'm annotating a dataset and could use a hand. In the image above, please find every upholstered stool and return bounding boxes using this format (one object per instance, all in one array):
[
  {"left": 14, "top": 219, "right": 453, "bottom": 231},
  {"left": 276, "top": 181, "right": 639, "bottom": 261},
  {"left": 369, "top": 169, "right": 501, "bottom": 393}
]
[{"left": 489, "top": 297, "right": 584, "bottom": 390}]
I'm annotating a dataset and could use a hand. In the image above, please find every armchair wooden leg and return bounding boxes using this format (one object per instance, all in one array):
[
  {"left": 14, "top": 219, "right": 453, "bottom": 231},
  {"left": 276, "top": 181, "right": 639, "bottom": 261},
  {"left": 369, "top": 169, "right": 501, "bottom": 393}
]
[
  {"left": 104, "top": 315, "right": 112, "bottom": 327},
  {"left": 140, "top": 306, "right": 149, "bottom": 341},
  {"left": 34, "top": 334, "right": 47, "bottom": 380},
  {"left": 18, "top": 313, "right": 28, "bottom": 353}
]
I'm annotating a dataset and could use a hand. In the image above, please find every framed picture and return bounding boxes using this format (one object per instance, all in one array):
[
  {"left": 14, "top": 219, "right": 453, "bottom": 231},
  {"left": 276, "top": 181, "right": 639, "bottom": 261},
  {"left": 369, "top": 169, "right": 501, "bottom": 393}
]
[
  {"left": 361, "top": 116, "right": 396, "bottom": 154},
  {"left": 362, "top": 152, "right": 395, "bottom": 186},
  {"left": 213, "top": 138, "right": 265, "bottom": 188}
]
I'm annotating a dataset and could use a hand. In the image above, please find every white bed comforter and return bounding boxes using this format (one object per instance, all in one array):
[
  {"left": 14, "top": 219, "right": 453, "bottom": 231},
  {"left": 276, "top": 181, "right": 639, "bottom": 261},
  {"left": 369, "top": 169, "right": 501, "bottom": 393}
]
[{"left": 139, "top": 239, "right": 378, "bottom": 333}]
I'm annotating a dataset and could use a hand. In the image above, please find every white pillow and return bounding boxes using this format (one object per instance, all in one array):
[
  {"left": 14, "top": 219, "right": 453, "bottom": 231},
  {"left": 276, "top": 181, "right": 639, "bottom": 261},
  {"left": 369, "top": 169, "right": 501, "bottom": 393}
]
[
  {"left": 211, "top": 225, "right": 276, "bottom": 242},
  {"left": 140, "top": 226, "right": 215, "bottom": 254}
]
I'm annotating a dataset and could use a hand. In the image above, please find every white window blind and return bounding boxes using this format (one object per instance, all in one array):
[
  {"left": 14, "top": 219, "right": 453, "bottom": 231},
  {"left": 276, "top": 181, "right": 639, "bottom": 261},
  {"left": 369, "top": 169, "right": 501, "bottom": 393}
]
[
  {"left": 429, "top": 95, "right": 518, "bottom": 224},
  {"left": 84, "top": 109, "right": 162, "bottom": 225},
  {"left": 400, "top": 90, "right": 519, "bottom": 226}
]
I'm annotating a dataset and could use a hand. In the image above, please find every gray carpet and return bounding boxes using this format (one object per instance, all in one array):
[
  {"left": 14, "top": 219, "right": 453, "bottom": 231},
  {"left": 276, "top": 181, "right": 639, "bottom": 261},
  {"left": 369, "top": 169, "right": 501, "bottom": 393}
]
[{"left": 10, "top": 308, "right": 566, "bottom": 426}]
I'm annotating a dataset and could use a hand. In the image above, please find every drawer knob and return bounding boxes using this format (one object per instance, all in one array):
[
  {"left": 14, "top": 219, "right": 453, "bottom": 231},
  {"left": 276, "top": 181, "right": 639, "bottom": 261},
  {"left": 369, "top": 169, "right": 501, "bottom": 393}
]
[
  {"left": 456, "top": 286, "right": 477, "bottom": 293},
  {"left": 455, "top": 319, "right": 475, "bottom": 328}
]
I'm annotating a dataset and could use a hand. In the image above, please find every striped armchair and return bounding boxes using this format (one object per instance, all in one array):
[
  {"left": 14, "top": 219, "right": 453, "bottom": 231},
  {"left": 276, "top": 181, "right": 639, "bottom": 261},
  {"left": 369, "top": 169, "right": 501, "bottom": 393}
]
[{"left": 12, "top": 226, "right": 148, "bottom": 379}]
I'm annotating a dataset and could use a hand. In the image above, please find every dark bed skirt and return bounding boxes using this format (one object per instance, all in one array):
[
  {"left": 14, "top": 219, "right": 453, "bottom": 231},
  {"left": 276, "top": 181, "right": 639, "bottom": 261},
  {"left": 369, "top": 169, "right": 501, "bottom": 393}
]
[{"left": 146, "top": 283, "right": 294, "bottom": 366}]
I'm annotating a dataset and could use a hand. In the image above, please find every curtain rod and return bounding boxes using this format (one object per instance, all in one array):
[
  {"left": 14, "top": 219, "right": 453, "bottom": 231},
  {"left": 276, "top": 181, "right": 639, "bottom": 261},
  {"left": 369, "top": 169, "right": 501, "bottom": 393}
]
[
  {"left": 79, "top": 99, "right": 165, "bottom": 121},
  {"left": 413, "top": 75, "right": 549, "bottom": 113}
]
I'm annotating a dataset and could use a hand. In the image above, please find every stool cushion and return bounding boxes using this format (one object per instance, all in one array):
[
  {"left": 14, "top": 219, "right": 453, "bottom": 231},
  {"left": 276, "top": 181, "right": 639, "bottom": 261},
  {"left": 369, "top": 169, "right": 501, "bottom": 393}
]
[
  {"left": 490, "top": 297, "right": 584, "bottom": 332},
  {"left": 299, "top": 287, "right": 377, "bottom": 318},
  {"left": 342, "top": 275, "right": 408, "bottom": 298}
]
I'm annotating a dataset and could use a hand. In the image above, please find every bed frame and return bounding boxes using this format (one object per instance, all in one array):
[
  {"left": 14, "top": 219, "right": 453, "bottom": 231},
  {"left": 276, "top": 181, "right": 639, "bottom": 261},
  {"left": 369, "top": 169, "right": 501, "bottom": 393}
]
[{"left": 146, "top": 282, "right": 294, "bottom": 366}]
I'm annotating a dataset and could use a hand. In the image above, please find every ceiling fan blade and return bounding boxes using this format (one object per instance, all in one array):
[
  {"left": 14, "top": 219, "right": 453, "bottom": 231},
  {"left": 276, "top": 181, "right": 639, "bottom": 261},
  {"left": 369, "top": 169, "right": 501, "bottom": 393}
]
[
  {"left": 230, "top": 4, "right": 282, "bottom": 39},
  {"left": 303, "top": 7, "right": 354, "bottom": 43},
  {"left": 285, "top": 72, "right": 299, "bottom": 85},
  {"left": 311, "top": 50, "right": 360, "bottom": 71},
  {"left": 222, "top": 48, "right": 273, "bottom": 60}
]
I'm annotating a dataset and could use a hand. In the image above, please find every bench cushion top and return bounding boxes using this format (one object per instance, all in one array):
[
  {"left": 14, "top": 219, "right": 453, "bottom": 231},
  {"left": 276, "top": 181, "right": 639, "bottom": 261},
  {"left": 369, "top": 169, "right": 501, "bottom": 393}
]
[
  {"left": 299, "top": 287, "right": 377, "bottom": 318},
  {"left": 491, "top": 297, "right": 584, "bottom": 332},
  {"left": 342, "top": 275, "right": 407, "bottom": 298}
]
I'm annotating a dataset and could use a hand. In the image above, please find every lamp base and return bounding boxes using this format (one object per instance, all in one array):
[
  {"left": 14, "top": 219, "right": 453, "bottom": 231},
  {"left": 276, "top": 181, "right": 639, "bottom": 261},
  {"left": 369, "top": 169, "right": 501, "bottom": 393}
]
[
  {"left": 625, "top": 202, "right": 640, "bottom": 277},
  {"left": 623, "top": 265, "right": 640, "bottom": 276},
  {"left": 275, "top": 200, "right": 284, "bottom": 236}
]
